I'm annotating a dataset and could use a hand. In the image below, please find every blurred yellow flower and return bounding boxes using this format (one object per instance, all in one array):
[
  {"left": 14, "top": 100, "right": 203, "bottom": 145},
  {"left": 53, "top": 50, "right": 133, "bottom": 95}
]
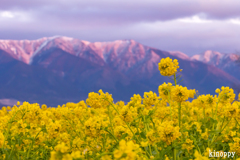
[{"left": 158, "top": 57, "right": 179, "bottom": 76}]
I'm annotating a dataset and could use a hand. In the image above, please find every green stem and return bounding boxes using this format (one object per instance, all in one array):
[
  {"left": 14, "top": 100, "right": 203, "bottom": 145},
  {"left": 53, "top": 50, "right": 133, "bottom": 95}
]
[
  {"left": 103, "top": 98, "right": 151, "bottom": 158},
  {"left": 178, "top": 103, "right": 182, "bottom": 130},
  {"left": 178, "top": 102, "right": 182, "bottom": 159},
  {"left": 3, "top": 110, "right": 20, "bottom": 156},
  {"left": 102, "top": 134, "right": 106, "bottom": 152},
  {"left": 8, "top": 139, "right": 16, "bottom": 160},
  {"left": 213, "top": 93, "right": 225, "bottom": 129},
  {"left": 63, "top": 115, "right": 83, "bottom": 139},
  {"left": 149, "top": 144, "right": 152, "bottom": 156},
  {"left": 210, "top": 117, "right": 232, "bottom": 147},
  {"left": 26, "top": 129, "right": 42, "bottom": 159},
  {"left": 173, "top": 73, "right": 177, "bottom": 86},
  {"left": 103, "top": 98, "right": 140, "bottom": 142},
  {"left": 167, "top": 91, "right": 172, "bottom": 121},
  {"left": 104, "top": 129, "right": 119, "bottom": 143},
  {"left": 173, "top": 147, "right": 177, "bottom": 160},
  {"left": 107, "top": 105, "right": 114, "bottom": 133},
  {"left": 212, "top": 108, "right": 214, "bottom": 119},
  {"left": 94, "top": 152, "right": 113, "bottom": 160},
  {"left": 154, "top": 145, "right": 159, "bottom": 157},
  {"left": 203, "top": 108, "right": 206, "bottom": 133},
  {"left": 235, "top": 118, "right": 240, "bottom": 128},
  {"left": 203, "top": 108, "right": 205, "bottom": 123}
]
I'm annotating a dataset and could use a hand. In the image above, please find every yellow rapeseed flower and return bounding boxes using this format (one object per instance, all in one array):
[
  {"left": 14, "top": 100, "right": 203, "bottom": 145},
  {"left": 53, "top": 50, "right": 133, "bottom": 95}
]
[
  {"left": 54, "top": 142, "right": 70, "bottom": 153},
  {"left": 41, "top": 104, "right": 47, "bottom": 110},
  {"left": 2, "top": 58, "right": 240, "bottom": 160},
  {"left": 140, "top": 141, "right": 149, "bottom": 147},
  {"left": 217, "top": 86, "right": 235, "bottom": 104},
  {"left": 171, "top": 85, "right": 195, "bottom": 102},
  {"left": 182, "top": 138, "right": 194, "bottom": 153},
  {"left": 229, "top": 137, "right": 240, "bottom": 156},
  {"left": 86, "top": 89, "right": 113, "bottom": 109},
  {"left": 158, "top": 57, "right": 179, "bottom": 76},
  {"left": 194, "top": 150, "right": 209, "bottom": 160},
  {"left": 143, "top": 91, "right": 159, "bottom": 108},
  {"left": 114, "top": 140, "right": 140, "bottom": 160},
  {"left": 157, "top": 121, "right": 181, "bottom": 145},
  {"left": 0, "top": 131, "right": 4, "bottom": 147},
  {"left": 158, "top": 82, "right": 173, "bottom": 100}
]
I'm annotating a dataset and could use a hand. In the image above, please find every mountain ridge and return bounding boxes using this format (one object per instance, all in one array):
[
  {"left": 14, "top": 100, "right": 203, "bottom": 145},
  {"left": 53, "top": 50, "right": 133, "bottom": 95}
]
[
  {"left": 190, "top": 50, "right": 240, "bottom": 80},
  {"left": 0, "top": 36, "right": 240, "bottom": 106}
]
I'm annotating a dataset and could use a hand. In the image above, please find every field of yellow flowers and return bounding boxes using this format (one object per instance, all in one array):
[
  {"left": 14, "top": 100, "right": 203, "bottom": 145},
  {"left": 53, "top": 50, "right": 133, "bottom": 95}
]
[{"left": 1, "top": 57, "right": 240, "bottom": 160}]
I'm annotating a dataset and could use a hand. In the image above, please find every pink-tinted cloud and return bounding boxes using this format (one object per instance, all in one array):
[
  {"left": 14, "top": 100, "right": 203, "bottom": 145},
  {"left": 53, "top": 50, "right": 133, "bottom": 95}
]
[{"left": 0, "top": 0, "right": 240, "bottom": 55}]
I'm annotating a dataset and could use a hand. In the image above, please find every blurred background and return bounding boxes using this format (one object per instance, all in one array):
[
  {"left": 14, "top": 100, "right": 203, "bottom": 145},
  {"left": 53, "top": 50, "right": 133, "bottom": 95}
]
[{"left": 0, "top": 0, "right": 240, "bottom": 107}]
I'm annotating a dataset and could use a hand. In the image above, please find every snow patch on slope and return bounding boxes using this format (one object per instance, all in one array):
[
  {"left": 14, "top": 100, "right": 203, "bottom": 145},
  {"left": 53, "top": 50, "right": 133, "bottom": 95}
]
[
  {"left": 28, "top": 37, "right": 54, "bottom": 64},
  {"left": 169, "top": 51, "right": 190, "bottom": 60},
  {"left": 191, "top": 50, "right": 223, "bottom": 62}
]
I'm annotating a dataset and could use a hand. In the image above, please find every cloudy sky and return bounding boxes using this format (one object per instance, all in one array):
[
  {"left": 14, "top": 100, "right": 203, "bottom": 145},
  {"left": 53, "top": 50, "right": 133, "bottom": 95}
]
[{"left": 0, "top": 0, "right": 240, "bottom": 56}]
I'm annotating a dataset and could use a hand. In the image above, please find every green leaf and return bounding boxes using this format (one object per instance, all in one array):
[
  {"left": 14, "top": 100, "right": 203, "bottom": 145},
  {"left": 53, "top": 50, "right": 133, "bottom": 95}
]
[
  {"left": 209, "top": 118, "right": 218, "bottom": 124},
  {"left": 208, "top": 130, "right": 220, "bottom": 134},
  {"left": 140, "top": 132, "right": 147, "bottom": 139},
  {"left": 120, "top": 133, "right": 128, "bottom": 139}
]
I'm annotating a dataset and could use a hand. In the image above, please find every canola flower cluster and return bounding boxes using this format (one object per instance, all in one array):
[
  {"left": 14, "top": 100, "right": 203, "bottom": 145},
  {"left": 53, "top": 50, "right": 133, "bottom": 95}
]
[{"left": 0, "top": 57, "right": 240, "bottom": 160}]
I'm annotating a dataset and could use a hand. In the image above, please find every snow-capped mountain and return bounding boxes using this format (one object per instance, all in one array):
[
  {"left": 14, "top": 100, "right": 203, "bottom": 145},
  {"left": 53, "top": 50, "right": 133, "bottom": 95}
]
[
  {"left": 0, "top": 36, "right": 240, "bottom": 106},
  {"left": 0, "top": 36, "right": 166, "bottom": 77},
  {"left": 168, "top": 51, "right": 190, "bottom": 60},
  {"left": 191, "top": 50, "right": 240, "bottom": 80}
]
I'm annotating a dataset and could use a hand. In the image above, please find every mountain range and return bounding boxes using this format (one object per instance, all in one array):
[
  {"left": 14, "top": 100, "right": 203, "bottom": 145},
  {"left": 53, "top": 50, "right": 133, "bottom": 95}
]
[{"left": 0, "top": 36, "right": 240, "bottom": 106}]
